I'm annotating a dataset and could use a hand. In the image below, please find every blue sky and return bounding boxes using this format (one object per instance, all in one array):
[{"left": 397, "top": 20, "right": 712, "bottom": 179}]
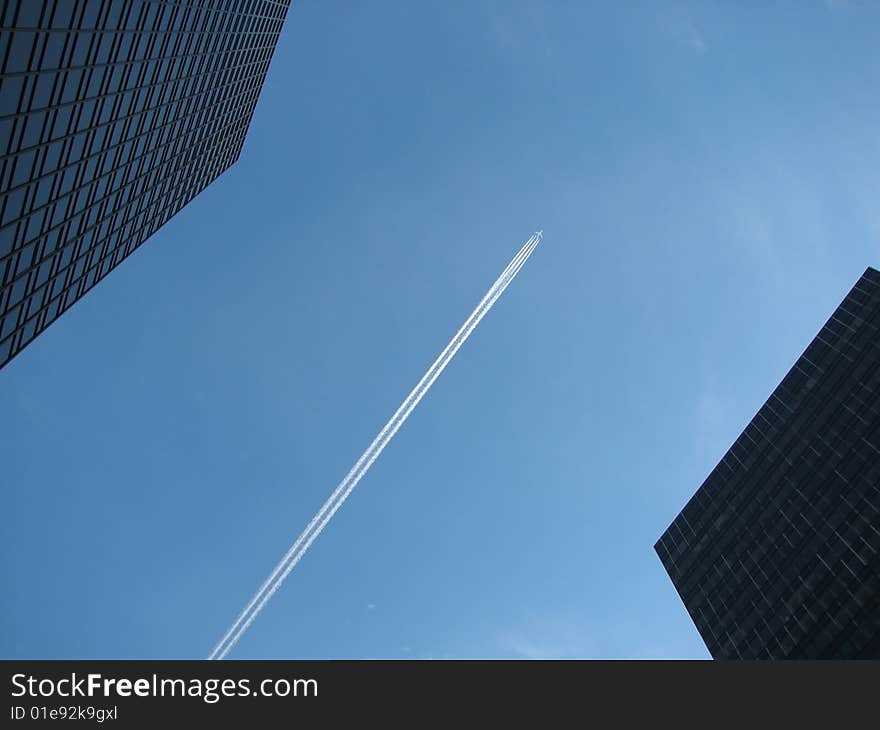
[{"left": 2, "top": 1, "right": 879, "bottom": 659}]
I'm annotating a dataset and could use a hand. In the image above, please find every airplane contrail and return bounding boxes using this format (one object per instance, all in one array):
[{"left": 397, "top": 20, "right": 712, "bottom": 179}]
[
  {"left": 207, "top": 235, "right": 539, "bottom": 660},
  {"left": 208, "top": 232, "right": 542, "bottom": 659},
  {"left": 209, "top": 236, "right": 539, "bottom": 659}
]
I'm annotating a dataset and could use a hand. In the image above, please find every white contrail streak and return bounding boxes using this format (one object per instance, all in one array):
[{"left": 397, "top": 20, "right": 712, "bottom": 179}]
[
  {"left": 211, "top": 236, "right": 538, "bottom": 659},
  {"left": 208, "top": 232, "right": 542, "bottom": 659},
  {"left": 207, "top": 235, "right": 537, "bottom": 660}
]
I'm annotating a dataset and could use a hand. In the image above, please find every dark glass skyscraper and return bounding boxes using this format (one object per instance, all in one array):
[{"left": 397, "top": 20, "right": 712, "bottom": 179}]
[
  {"left": 656, "top": 267, "right": 880, "bottom": 659},
  {"left": 0, "top": 0, "right": 290, "bottom": 367}
]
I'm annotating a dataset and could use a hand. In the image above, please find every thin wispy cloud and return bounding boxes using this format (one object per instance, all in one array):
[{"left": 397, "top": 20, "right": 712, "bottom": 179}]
[
  {"left": 484, "top": 4, "right": 556, "bottom": 63},
  {"left": 683, "top": 24, "right": 708, "bottom": 54},
  {"left": 498, "top": 616, "right": 596, "bottom": 659},
  {"left": 693, "top": 369, "right": 736, "bottom": 466},
  {"left": 487, "top": 14, "right": 516, "bottom": 50},
  {"left": 665, "top": 16, "right": 708, "bottom": 55},
  {"left": 823, "top": 0, "right": 861, "bottom": 10}
]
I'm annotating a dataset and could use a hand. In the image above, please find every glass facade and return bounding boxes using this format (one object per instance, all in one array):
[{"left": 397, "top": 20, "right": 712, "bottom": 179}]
[
  {"left": 656, "top": 267, "right": 880, "bottom": 659},
  {"left": 0, "top": 0, "right": 290, "bottom": 367}
]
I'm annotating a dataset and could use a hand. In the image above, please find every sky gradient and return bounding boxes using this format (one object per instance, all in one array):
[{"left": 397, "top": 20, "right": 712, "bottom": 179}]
[{"left": 2, "top": 0, "right": 879, "bottom": 659}]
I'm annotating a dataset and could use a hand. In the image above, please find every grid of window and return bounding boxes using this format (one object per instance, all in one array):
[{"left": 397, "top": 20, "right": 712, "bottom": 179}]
[
  {"left": 0, "top": 0, "right": 290, "bottom": 367},
  {"left": 656, "top": 267, "right": 880, "bottom": 659}
]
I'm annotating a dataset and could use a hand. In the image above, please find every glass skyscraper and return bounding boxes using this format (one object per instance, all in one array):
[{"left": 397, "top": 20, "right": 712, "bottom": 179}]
[
  {"left": 656, "top": 267, "right": 880, "bottom": 659},
  {"left": 0, "top": 0, "right": 290, "bottom": 368}
]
